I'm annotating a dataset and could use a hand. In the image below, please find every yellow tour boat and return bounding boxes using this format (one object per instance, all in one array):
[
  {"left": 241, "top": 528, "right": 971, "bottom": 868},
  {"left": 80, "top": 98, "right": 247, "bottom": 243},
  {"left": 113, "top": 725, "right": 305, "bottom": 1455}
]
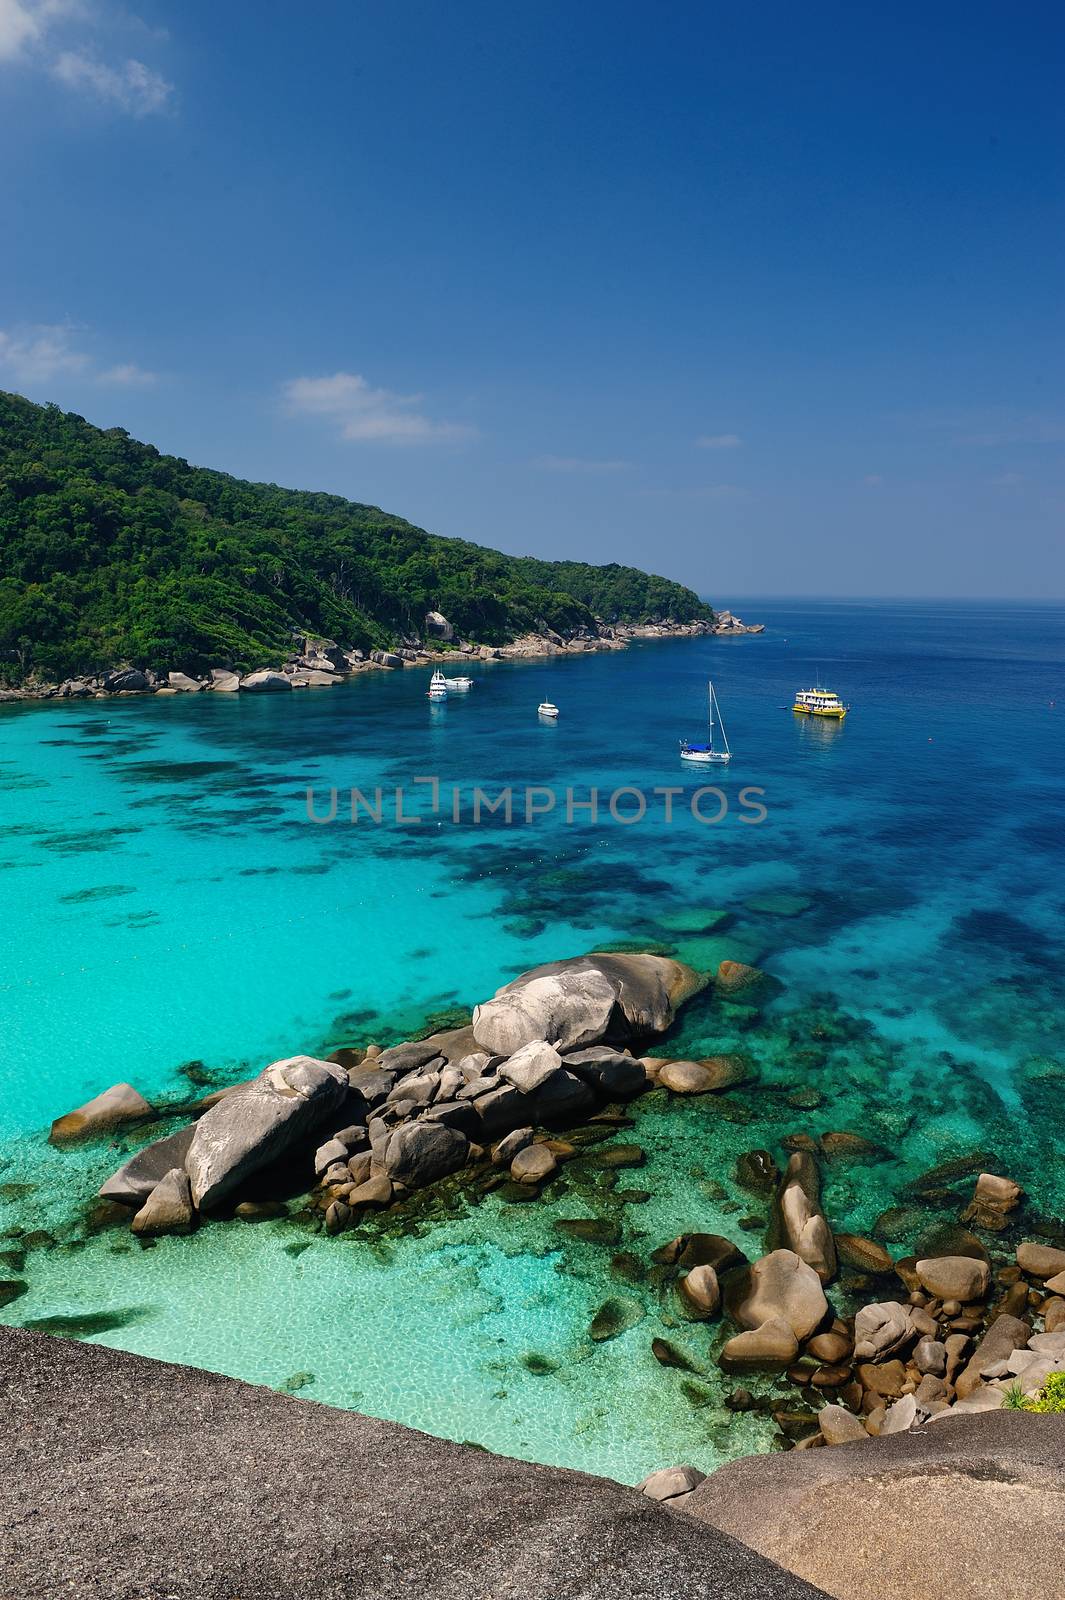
[{"left": 792, "top": 686, "right": 849, "bottom": 719}]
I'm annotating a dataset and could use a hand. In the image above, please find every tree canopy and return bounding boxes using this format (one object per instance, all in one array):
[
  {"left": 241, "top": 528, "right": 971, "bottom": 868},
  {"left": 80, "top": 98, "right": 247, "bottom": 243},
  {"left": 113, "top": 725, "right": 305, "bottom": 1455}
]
[{"left": 0, "top": 391, "right": 713, "bottom": 681}]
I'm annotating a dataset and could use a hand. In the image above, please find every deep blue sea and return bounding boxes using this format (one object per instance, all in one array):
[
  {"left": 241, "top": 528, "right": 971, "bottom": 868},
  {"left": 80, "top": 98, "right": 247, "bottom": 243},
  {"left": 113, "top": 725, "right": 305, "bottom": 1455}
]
[{"left": 1, "top": 599, "right": 1063, "bottom": 1479}]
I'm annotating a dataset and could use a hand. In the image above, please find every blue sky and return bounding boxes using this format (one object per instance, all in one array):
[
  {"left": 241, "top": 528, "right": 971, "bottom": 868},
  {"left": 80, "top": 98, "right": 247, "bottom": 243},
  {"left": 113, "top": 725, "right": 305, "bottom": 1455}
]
[{"left": 1, "top": 1, "right": 1062, "bottom": 599}]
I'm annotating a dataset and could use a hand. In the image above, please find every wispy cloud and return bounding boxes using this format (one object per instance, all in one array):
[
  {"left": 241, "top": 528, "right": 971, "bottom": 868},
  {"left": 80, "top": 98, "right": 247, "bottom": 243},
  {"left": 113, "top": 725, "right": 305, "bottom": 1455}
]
[
  {"left": 0, "top": 0, "right": 174, "bottom": 114},
  {"left": 990, "top": 471, "right": 1024, "bottom": 488},
  {"left": 863, "top": 473, "right": 884, "bottom": 487},
  {"left": 532, "top": 454, "right": 631, "bottom": 474},
  {"left": 52, "top": 48, "right": 172, "bottom": 113},
  {"left": 910, "top": 408, "right": 1065, "bottom": 448},
  {"left": 282, "top": 371, "right": 477, "bottom": 445},
  {"left": 695, "top": 432, "right": 742, "bottom": 450},
  {"left": 0, "top": 322, "right": 157, "bottom": 389}
]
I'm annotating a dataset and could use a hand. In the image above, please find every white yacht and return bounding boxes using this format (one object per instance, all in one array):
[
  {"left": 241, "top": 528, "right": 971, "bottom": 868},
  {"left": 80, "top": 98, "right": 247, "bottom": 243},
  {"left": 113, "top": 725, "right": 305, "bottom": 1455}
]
[
  {"left": 537, "top": 701, "right": 559, "bottom": 719},
  {"left": 428, "top": 669, "right": 448, "bottom": 701},
  {"left": 680, "top": 680, "right": 731, "bottom": 763}
]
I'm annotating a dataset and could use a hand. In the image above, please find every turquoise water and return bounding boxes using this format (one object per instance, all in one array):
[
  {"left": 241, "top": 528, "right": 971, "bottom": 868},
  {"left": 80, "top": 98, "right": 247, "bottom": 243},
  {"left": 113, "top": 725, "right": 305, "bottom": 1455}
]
[{"left": 2, "top": 599, "right": 1063, "bottom": 1480}]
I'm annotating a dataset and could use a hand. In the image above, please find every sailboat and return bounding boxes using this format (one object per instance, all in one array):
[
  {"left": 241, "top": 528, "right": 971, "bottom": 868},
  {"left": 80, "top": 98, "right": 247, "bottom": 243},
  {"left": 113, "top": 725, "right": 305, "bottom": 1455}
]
[{"left": 680, "top": 680, "right": 731, "bottom": 763}]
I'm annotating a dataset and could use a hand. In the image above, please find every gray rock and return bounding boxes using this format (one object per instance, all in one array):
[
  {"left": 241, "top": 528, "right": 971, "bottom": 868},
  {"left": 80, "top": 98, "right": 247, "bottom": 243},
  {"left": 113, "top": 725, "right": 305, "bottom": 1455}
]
[
  {"left": 185, "top": 1056, "right": 348, "bottom": 1209},
  {"left": 492, "top": 1127, "right": 534, "bottom": 1165},
  {"left": 854, "top": 1302, "right": 915, "bottom": 1362},
  {"left": 167, "top": 671, "right": 203, "bottom": 692},
  {"left": 240, "top": 669, "right": 291, "bottom": 692},
  {"left": 209, "top": 669, "right": 241, "bottom": 692},
  {"left": 375, "top": 1041, "right": 447, "bottom": 1076},
  {"left": 562, "top": 1046, "right": 647, "bottom": 1098},
  {"left": 720, "top": 1317, "right": 799, "bottom": 1373},
  {"left": 955, "top": 1314, "right": 1031, "bottom": 1398},
  {"left": 472, "top": 1083, "right": 529, "bottom": 1135},
  {"left": 817, "top": 1406, "right": 867, "bottom": 1446},
  {"left": 131, "top": 1168, "right": 195, "bottom": 1236},
  {"left": 472, "top": 952, "right": 704, "bottom": 1055},
  {"left": 49, "top": 1082, "right": 153, "bottom": 1146},
  {"left": 423, "top": 1101, "right": 480, "bottom": 1136},
  {"left": 1017, "top": 1242, "right": 1065, "bottom": 1279},
  {"left": 637, "top": 1466, "right": 707, "bottom": 1502},
  {"left": 914, "top": 1338, "right": 947, "bottom": 1376},
  {"left": 347, "top": 1069, "right": 396, "bottom": 1107},
  {"left": 98, "top": 1124, "right": 197, "bottom": 1205},
  {"left": 130, "top": 1171, "right": 195, "bottom": 1241},
  {"left": 529, "top": 1068, "right": 595, "bottom": 1123},
  {"left": 102, "top": 667, "right": 149, "bottom": 692},
  {"left": 383, "top": 1122, "right": 468, "bottom": 1188},
  {"left": 510, "top": 1144, "right": 558, "bottom": 1185},
  {"left": 314, "top": 1138, "right": 350, "bottom": 1176},
  {"left": 879, "top": 1394, "right": 918, "bottom": 1435},
  {"left": 0, "top": 1327, "right": 825, "bottom": 1600},
  {"left": 386, "top": 1071, "right": 440, "bottom": 1107},
  {"left": 498, "top": 1040, "right": 563, "bottom": 1093}
]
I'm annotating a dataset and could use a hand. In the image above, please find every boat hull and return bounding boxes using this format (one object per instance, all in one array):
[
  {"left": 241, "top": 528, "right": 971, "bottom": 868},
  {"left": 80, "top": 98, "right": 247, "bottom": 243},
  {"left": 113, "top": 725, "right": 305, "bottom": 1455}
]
[{"left": 792, "top": 705, "right": 847, "bottom": 719}]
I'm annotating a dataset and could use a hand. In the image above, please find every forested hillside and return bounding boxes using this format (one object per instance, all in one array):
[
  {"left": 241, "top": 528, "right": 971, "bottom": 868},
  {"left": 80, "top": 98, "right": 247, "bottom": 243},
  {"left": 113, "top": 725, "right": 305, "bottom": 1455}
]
[{"left": 0, "top": 392, "right": 712, "bottom": 680}]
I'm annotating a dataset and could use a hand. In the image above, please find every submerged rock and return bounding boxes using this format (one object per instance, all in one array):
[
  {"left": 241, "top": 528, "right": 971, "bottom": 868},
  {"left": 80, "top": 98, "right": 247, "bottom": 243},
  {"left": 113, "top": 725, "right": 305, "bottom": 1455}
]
[
  {"left": 98, "top": 1125, "right": 197, "bottom": 1206},
  {"left": 589, "top": 1297, "right": 645, "bottom": 1341},
  {"left": 509, "top": 1144, "right": 558, "bottom": 1185},
  {"left": 186, "top": 1056, "right": 348, "bottom": 1210},
  {"left": 49, "top": 1083, "right": 153, "bottom": 1147}
]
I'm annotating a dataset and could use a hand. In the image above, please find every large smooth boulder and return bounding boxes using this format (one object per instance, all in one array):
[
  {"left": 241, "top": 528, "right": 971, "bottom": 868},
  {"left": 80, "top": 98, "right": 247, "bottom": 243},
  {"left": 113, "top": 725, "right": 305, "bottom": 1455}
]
[
  {"left": 915, "top": 1256, "right": 990, "bottom": 1302},
  {"left": 1017, "top": 1242, "right": 1065, "bottom": 1280},
  {"left": 209, "top": 669, "right": 240, "bottom": 692},
  {"left": 375, "top": 1041, "right": 446, "bottom": 1076},
  {"left": 240, "top": 669, "right": 291, "bottom": 692},
  {"left": 167, "top": 671, "right": 202, "bottom": 692},
  {"left": 472, "top": 953, "right": 703, "bottom": 1055},
  {"left": 383, "top": 1122, "right": 468, "bottom": 1188},
  {"left": 498, "top": 1040, "right": 563, "bottom": 1094},
  {"left": 102, "top": 667, "right": 149, "bottom": 693},
  {"left": 98, "top": 1125, "right": 196, "bottom": 1205},
  {"left": 185, "top": 1057, "right": 348, "bottom": 1209},
  {"left": 49, "top": 1083, "right": 153, "bottom": 1146},
  {"left": 725, "top": 1250, "right": 828, "bottom": 1341},
  {"left": 770, "top": 1153, "right": 837, "bottom": 1283},
  {"left": 131, "top": 1169, "right": 195, "bottom": 1236}
]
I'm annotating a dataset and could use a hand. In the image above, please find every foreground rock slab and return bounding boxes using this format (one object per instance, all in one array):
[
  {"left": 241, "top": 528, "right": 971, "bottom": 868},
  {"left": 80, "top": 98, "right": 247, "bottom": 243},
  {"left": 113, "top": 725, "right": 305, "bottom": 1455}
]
[
  {"left": 49, "top": 1082, "right": 153, "bottom": 1146},
  {"left": 683, "top": 1412, "right": 1065, "bottom": 1600},
  {"left": 0, "top": 1329, "right": 825, "bottom": 1600}
]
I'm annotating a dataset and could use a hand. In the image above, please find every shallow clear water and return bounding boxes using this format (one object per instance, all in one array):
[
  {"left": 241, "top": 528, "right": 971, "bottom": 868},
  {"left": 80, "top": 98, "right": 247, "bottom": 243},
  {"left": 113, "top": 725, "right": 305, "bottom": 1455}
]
[{"left": 2, "top": 599, "right": 1063, "bottom": 1481}]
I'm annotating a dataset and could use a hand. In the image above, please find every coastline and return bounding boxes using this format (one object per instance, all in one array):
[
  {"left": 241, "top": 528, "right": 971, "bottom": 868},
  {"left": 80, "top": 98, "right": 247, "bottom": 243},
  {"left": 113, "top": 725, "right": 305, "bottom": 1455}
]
[{"left": 0, "top": 609, "right": 763, "bottom": 705}]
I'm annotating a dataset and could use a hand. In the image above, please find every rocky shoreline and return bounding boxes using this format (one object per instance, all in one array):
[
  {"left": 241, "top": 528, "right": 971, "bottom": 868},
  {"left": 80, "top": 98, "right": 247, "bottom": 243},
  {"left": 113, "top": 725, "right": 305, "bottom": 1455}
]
[
  {"left": 0, "top": 608, "right": 763, "bottom": 704},
  {"left": 24, "top": 945, "right": 1065, "bottom": 1469}
]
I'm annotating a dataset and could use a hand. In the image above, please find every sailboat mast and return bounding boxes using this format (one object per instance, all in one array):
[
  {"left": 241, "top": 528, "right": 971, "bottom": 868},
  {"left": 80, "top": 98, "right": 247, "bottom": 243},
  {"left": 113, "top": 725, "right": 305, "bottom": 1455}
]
[{"left": 707, "top": 679, "right": 714, "bottom": 746}]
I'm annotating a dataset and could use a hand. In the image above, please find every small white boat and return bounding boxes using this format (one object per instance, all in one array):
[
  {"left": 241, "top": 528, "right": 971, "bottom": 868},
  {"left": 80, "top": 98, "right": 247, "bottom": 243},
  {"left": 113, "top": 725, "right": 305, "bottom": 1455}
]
[
  {"left": 446, "top": 676, "right": 474, "bottom": 691},
  {"left": 680, "top": 679, "right": 731, "bottom": 763},
  {"left": 538, "top": 701, "right": 559, "bottom": 719},
  {"left": 428, "top": 669, "right": 448, "bottom": 701}
]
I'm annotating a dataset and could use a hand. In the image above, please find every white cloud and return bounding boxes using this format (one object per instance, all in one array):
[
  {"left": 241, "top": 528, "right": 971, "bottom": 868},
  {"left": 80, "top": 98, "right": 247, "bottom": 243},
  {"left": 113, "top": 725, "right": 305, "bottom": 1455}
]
[
  {"left": 863, "top": 473, "right": 884, "bottom": 486},
  {"left": 282, "top": 371, "right": 477, "bottom": 445},
  {"left": 0, "top": 323, "right": 89, "bottom": 383},
  {"left": 990, "top": 471, "right": 1024, "bottom": 487},
  {"left": 0, "top": 322, "right": 157, "bottom": 389},
  {"left": 695, "top": 432, "right": 742, "bottom": 450},
  {"left": 533, "top": 454, "right": 631, "bottom": 473},
  {"left": 97, "top": 360, "right": 157, "bottom": 387},
  {"left": 0, "top": 2, "right": 174, "bottom": 115},
  {"left": 51, "top": 48, "right": 171, "bottom": 113},
  {"left": 0, "top": 0, "right": 41, "bottom": 60}
]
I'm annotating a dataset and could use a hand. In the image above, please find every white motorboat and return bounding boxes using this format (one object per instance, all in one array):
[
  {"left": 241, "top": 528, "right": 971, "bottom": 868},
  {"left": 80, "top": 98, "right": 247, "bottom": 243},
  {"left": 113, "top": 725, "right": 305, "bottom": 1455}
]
[
  {"left": 680, "top": 679, "right": 731, "bottom": 763},
  {"left": 537, "top": 701, "right": 559, "bottom": 719},
  {"left": 446, "top": 676, "right": 474, "bottom": 691}
]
